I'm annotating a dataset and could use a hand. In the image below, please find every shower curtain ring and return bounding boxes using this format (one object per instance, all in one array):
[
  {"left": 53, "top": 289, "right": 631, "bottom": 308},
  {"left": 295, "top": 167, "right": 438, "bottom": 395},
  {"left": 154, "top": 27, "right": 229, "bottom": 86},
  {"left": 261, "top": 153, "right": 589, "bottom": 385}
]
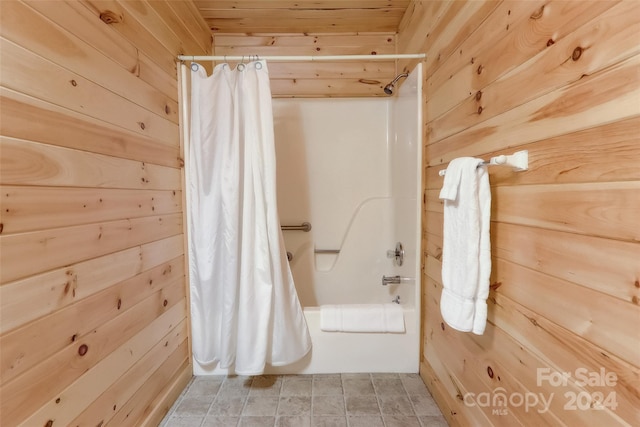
[{"left": 190, "top": 62, "right": 199, "bottom": 72}]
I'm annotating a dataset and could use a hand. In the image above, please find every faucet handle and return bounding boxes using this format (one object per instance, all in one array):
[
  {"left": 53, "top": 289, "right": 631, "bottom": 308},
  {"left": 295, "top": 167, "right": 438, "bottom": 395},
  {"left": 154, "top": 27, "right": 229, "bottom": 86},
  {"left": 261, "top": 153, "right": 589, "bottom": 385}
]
[{"left": 386, "top": 242, "right": 404, "bottom": 266}]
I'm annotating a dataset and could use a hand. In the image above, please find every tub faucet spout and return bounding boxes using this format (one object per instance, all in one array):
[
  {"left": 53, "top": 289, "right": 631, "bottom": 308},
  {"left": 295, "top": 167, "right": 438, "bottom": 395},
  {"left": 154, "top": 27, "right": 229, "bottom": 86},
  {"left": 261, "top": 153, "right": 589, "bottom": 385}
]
[{"left": 382, "top": 275, "right": 402, "bottom": 286}]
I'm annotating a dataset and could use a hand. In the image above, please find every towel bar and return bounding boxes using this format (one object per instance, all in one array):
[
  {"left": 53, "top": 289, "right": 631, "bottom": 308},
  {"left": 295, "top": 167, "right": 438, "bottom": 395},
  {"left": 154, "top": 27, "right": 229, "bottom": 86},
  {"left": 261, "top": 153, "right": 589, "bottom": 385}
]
[{"left": 439, "top": 150, "right": 528, "bottom": 176}]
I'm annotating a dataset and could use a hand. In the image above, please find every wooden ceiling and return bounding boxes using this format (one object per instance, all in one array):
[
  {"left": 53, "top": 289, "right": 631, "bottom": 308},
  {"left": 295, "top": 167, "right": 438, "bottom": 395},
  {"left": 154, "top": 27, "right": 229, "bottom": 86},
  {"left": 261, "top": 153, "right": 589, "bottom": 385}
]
[{"left": 195, "top": 0, "right": 412, "bottom": 33}]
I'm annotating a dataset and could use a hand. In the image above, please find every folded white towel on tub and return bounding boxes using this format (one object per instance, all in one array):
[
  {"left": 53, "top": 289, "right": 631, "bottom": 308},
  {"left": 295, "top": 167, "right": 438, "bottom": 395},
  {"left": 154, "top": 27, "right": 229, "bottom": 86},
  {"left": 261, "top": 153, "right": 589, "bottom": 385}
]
[{"left": 320, "top": 304, "right": 405, "bottom": 333}]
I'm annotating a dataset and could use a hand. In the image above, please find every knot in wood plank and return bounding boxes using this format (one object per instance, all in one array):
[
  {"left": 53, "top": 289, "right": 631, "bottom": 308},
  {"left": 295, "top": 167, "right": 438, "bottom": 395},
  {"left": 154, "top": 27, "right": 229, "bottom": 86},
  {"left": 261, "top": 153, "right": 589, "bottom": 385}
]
[
  {"left": 572, "top": 46, "right": 583, "bottom": 61},
  {"left": 99, "top": 10, "right": 123, "bottom": 25}
]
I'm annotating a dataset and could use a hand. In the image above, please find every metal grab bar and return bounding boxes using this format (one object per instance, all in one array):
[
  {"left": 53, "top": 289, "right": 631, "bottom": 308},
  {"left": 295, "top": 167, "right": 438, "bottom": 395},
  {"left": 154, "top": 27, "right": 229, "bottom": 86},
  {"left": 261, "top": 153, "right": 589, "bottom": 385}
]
[
  {"left": 314, "top": 249, "right": 340, "bottom": 254},
  {"left": 281, "top": 222, "right": 312, "bottom": 232}
]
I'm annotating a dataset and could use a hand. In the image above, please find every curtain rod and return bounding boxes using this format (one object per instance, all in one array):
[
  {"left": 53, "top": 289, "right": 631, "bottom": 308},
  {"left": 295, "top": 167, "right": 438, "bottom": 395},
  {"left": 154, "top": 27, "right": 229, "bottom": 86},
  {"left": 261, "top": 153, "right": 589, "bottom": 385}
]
[{"left": 177, "top": 53, "right": 425, "bottom": 62}]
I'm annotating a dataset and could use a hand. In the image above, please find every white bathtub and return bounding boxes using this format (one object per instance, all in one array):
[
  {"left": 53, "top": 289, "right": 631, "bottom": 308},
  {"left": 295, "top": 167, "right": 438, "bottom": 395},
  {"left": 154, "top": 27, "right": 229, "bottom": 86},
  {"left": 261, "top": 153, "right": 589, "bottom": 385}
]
[
  {"left": 193, "top": 304, "right": 420, "bottom": 376},
  {"left": 265, "top": 306, "right": 420, "bottom": 374}
]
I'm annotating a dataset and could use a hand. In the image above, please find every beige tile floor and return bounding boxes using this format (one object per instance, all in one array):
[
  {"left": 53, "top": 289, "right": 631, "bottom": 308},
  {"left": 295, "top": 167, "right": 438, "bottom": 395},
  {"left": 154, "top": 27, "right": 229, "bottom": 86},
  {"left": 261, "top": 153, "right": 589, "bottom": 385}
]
[{"left": 159, "top": 373, "right": 448, "bottom": 427}]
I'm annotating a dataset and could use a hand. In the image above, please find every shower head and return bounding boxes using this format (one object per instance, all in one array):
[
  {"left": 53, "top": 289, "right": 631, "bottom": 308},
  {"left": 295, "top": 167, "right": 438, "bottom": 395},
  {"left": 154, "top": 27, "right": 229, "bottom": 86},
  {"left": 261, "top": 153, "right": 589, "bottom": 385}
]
[{"left": 383, "top": 72, "right": 409, "bottom": 95}]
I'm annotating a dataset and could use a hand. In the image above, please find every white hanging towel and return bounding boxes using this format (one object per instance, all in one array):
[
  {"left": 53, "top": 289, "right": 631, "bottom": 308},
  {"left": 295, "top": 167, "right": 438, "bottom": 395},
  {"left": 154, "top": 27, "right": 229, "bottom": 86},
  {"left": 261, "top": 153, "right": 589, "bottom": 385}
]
[
  {"left": 320, "top": 304, "right": 405, "bottom": 333},
  {"left": 439, "top": 157, "right": 491, "bottom": 335}
]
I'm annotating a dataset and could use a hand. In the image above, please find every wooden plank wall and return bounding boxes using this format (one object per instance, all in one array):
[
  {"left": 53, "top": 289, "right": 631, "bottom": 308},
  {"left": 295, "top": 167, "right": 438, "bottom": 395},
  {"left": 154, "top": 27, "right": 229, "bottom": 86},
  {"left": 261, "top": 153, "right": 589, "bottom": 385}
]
[
  {"left": 0, "top": 1, "right": 211, "bottom": 425},
  {"left": 214, "top": 33, "right": 398, "bottom": 97},
  {"left": 397, "top": 1, "right": 640, "bottom": 426}
]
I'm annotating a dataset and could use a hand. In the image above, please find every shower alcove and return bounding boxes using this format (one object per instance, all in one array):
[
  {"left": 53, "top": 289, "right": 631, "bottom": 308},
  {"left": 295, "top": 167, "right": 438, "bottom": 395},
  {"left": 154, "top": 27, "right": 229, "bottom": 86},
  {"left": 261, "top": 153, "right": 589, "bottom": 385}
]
[{"left": 194, "top": 63, "right": 423, "bottom": 375}]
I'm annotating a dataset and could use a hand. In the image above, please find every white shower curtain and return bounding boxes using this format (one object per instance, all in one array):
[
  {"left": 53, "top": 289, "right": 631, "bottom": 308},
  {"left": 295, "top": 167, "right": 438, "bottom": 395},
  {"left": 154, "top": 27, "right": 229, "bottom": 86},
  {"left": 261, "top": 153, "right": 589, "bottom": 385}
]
[{"left": 187, "top": 61, "right": 311, "bottom": 375}]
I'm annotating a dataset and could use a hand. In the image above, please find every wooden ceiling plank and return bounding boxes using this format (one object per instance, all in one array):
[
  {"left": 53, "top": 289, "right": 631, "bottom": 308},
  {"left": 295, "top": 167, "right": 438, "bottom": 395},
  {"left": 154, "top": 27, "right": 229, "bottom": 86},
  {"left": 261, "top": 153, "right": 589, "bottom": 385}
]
[
  {"left": 195, "top": 1, "right": 410, "bottom": 10},
  {"left": 214, "top": 33, "right": 396, "bottom": 48},
  {"left": 206, "top": 18, "right": 400, "bottom": 33},
  {"left": 195, "top": 0, "right": 412, "bottom": 33},
  {"left": 265, "top": 61, "right": 396, "bottom": 79},
  {"left": 214, "top": 45, "right": 395, "bottom": 56}
]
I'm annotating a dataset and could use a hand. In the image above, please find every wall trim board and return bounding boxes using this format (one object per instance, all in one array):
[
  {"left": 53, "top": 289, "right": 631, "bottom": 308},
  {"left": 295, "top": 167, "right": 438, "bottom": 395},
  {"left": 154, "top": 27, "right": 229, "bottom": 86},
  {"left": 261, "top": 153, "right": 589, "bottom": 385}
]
[{"left": 177, "top": 59, "right": 196, "bottom": 376}]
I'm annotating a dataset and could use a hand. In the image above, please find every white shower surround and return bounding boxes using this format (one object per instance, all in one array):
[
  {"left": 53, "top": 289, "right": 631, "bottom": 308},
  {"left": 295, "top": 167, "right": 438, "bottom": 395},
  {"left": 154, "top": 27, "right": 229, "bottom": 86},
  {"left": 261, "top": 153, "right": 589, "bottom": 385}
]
[
  {"left": 273, "top": 63, "right": 422, "bottom": 374},
  {"left": 193, "top": 64, "right": 422, "bottom": 375}
]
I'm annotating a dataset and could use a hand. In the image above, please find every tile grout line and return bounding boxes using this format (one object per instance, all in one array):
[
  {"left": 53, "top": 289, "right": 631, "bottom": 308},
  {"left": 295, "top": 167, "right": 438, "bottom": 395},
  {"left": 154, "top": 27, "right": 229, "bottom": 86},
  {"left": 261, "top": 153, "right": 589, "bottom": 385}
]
[
  {"left": 341, "top": 375, "right": 350, "bottom": 427},
  {"left": 273, "top": 375, "right": 282, "bottom": 427},
  {"left": 200, "top": 377, "right": 220, "bottom": 427}
]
